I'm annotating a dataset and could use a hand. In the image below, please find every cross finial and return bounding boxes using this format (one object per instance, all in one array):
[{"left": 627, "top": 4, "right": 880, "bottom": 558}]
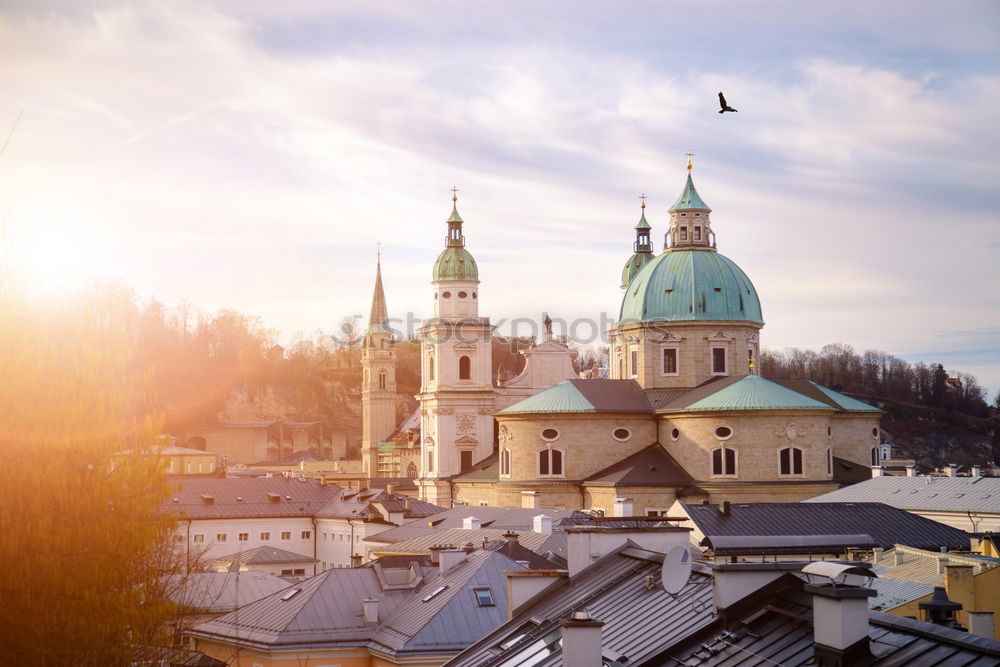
[
  {"left": 451, "top": 186, "right": 459, "bottom": 202},
  {"left": 685, "top": 150, "right": 694, "bottom": 172},
  {"left": 376, "top": 240, "right": 381, "bottom": 264},
  {"left": 639, "top": 193, "right": 647, "bottom": 209}
]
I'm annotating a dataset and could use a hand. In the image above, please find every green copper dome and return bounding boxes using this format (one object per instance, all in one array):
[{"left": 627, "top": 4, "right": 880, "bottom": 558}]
[
  {"left": 670, "top": 174, "right": 710, "bottom": 211},
  {"left": 621, "top": 252, "right": 654, "bottom": 289},
  {"left": 619, "top": 248, "right": 763, "bottom": 323},
  {"left": 433, "top": 246, "right": 479, "bottom": 281}
]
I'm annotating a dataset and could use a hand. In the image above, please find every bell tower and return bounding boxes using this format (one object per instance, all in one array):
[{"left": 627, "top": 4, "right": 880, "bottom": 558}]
[
  {"left": 416, "top": 190, "right": 496, "bottom": 506},
  {"left": 361, "top": 252, "right": 398, "bottom": 477}
]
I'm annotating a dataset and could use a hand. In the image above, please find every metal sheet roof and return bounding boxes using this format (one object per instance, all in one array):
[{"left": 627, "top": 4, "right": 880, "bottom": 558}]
[
  {"left": 806, "top": 476, "right": 1000, "bottom": 514},
  {"left": 775, "top": 379, "right": 884, "bottom": 413},
  {"left": 445, "top": 543, "right": 717, "bottom": 667},
  {"left": 367, "top": 507, "right": 592, "bottom": 545},
  {"left": 670, "top": 173, "right": 711, "bottom": 211},
  {"left": 870, "top": 545, "right": 1000, "bottom": 587},
  {"left": 868, "top": 576, "right": 936, "bottom": 611},
  {"left": 166, "top": 572, "right": 290, "bottom": 613},
  {"left": 497, "top": 379, "right": 652, "bottom": 415},
  {"left": 372, "top": 528, "right": 552, "bottom": 556},
  {"left": 163, "top": 477, "right": 344, "bottom": 520},
  {"left": 680, "top": 502, "right": 972, "bottom": 551},
  {"left": 677, "top": 374, "right": 837, "bottom": 412},
  {"left": 213, "top": 545, "right": 317, "bottom": 565}
]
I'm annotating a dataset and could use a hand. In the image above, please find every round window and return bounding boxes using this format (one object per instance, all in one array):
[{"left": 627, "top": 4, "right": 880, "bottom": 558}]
[
  {"left": 541, "top": 428, "right": 559, "bottom": 441},
  {"left": 442, "top": 291, "right": 451, "bottom": 298},
  {"left": 612, "top": 428, "right": 631, "bottom": 441},
  {"left": 872, "top": 427, "right": 879, "bottom": 438},
  {"left": 458, "top": 291, "right": 468, "bottom": 298},
  {"left": 472, "top": 292, "right": 478, "bottom": 299},
  {"left": 714, "top": 426, "right": 733, "bottom": 440},
  {"left": 670, "top": 427, "right": 680, "bottom": 441}
]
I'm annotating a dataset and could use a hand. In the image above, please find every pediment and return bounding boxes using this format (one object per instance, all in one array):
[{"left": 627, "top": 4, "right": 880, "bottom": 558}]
[
  {"left": 707, "top": 330, "right": 735, "bottom": 342},
  {"left": 455, "top": 435, "right": 479, "bottom": 445}
]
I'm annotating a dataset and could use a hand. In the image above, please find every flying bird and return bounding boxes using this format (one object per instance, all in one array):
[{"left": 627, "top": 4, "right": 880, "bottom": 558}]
[{"left": 718, "top": 92, "right": 737, "bottom": 114}]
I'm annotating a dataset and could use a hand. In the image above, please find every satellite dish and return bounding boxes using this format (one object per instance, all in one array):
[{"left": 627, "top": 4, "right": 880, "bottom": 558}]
[{"left": 661, "top": 545, "right": 692, "bottom": 595}]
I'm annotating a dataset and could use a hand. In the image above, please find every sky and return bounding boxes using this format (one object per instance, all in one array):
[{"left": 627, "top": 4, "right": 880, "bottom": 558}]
[{"left": 1, "top": 1, "right": 999, "bottom": 398}]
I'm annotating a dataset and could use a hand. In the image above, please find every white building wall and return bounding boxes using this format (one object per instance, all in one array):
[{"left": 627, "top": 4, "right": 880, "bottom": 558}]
[{"left": 175, "top": 517, "right": 316, "bottom": 565}]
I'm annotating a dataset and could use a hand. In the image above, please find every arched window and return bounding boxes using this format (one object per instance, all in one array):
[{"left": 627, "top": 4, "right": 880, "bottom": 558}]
[
  {"left": 711, "top": 446, "right": 737, "bottom": 476},
  {"left": 779, "top": 447, "right": 803, "bottom": 475},
  {"left": 378, "top": 370, "right": 386, "bottom": 390},
  {"left": 459, "top": 355, "right": 471, "bottom": 380},
  {"left": 871, "top": 447, "right": 880, "bottom": 466},
  {"left": 538, "top": 448, "right": 564, "bottom": 477},
  {"left": 428, "top": 354, "right": 435, "bottom": 381},
  {"left": 406, "top": 461, "right": 418, "bottom": 478},
  {"left": 827, "top": 448, "right": 833, "bottom": 476},
  {"left": 500, "top": 448, "right": 511, "bottom": 477}
]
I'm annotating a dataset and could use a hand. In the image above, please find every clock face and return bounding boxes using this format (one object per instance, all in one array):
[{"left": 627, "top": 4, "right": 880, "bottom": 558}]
[{"left": 457, "top": 414, "right": 476, "bottom": 434}]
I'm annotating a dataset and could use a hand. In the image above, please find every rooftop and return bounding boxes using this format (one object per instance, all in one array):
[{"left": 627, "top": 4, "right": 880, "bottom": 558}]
[
  {"left": 213, "top": 545, "right": 317, "bottom": 566},
  {"left": 806, "top": 475, "right": 1000, "bottom": 515}
]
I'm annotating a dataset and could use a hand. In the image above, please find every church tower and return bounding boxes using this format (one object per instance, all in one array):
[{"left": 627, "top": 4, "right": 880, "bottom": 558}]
[
  {"left": 416, "top": 191, "right": 495, "bottom": 506},
  {"left": 361, "top": 254, "right": 398, "bottom": 477},
  {"left": 620, "top": 195, "right": 655, "bottom": 293},
  {"left": 611, "top": 155, "right": 763, "bottom": 388}
]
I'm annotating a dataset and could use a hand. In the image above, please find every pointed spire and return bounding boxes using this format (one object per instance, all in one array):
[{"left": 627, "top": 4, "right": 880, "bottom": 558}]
[
  {"left": 367, "top": 252, "right": 390, "bottom": 334},
  {"left": 446, "top": 186, "right": 465, "bottom": 246},
  {"left": 636, "top": 194, "right": 651, "bottom": 231}
]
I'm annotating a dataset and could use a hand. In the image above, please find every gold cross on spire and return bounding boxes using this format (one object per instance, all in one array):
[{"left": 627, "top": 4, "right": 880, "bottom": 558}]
[
  {"left": 451, "top": 186, "right": 459, "bottom": 202},
  {"left": 686, "top": 150, "right": 694, "bottom": 172},
  {"left": 377, "top": 240, "right": 381, "bottom": 263},
  {"left": 639, "top": 193, "right": 647, "bottom": 209}
]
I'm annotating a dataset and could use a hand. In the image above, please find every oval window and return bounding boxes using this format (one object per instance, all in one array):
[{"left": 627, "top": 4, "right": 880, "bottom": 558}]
[
  {"left": 442, "top": 291, "right": 451, "bottom": 298},
  {"left": 670, "top": 427, "right": 680, "bottom": 441},
  {"left": 472, "top": 292, "right": 478, "bottom": 298},
  {"left": 714, "top": 426, "right": 733, "bottom": 440},
  {"left": 541, "top": 428, "right": 559, "bottom": 441},
  {"left": 458, "top": 291, "right": 468, "bottom": 298},
  {"left": 612, "top": 428, "right": 631, "bottom": 441},
  {"left": 872, "top": 427, "right": 879, "bottom": 438}
]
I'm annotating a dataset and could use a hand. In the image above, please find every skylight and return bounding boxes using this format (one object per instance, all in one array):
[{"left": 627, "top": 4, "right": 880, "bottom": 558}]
[
  {"left": 473, "top": 587, "right": 495, "bottom": 607},
  {"left": 280, "top": 588, "right": 300, "bottom": 601},
  {"left": 421, "top": 585, "right": 449, "bottom": 602}
]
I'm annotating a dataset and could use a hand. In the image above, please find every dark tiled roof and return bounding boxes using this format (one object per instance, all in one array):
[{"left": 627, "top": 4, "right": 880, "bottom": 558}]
[
  {"left": 644, "top": 387, "right": 694, "bottom": 410},
  {"left": 163, "top": 477, "right": 344, "bottom": 520},
  {"left": 680, "top": 502, "right": 972, "bottom": 551},
  {"left": 568, "top": 379, "right": 654, "bottom": 412},
  {"left": 453, "top": 452, "right": 499, "bottom": 482},
  {"left": 583, "top": 443, "right": 695, "bottom": 488}
]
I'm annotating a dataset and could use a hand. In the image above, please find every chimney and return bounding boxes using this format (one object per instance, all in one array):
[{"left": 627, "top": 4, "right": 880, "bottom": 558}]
[
  {"left": 428, "top": 545, "right": 446, "bottom": 564},
  {"left": 894, "top": 550, "right": 904, "bottom": 567},
  {"left": 386, "top": 483, "right": 395, "bottom": 496},
  {"left": 506, "top": 570, "right": 566, "bottom": 617},
  {"left": 906, "top": 465, "right": 916, "bottom": 477},
  {"left": 871, "top": 466, "right": 884, "bottom": 478},
  {"left": 463, "top": 542, "right": 475, "bottom": 555},
  {"left": 972, "top": 465, "right": 982, "bottom": 478},
  {"left": 805, "top": 578, "right": 876, "bottom": 666},
  {"left": 968, "top": 612, "right": 995, "bottom": 639},
  {"left": 520, "top": 491, "right": 539, "bottom": 509},
  {"left": 533, "top": 514, "right": 553, "bottom": 535},
  {"left": 439, "top": 548, "right": 467, "bottom": 575},
  {"left": 611, "top": 498, "right": 633, "bottom": 517},
  {"left": 463, "top": 516, "right": 481, "bottom": 530},
  {"left": 362, "top": 597, "right": 379, "bottom": 624},
  {"left": 404, "top": 497, "right": 412, "bottom": 512},
  {"left": 872, "top": 547, "right": 883, "bottom": 564},
  {"left": 919, "top": 587, "right": 964, "bottom": 630},
  {"left": 351, "top": 554, "right": 363, "bottom": 568},
  {"left": 566, "top": 525, "right": 691, "bottom": 576},
  {"left": 720, "top": 500, "right": 731, "bottom": 516},
  {"left": 560, "top": 609, "right": 604, "bottom": 667},
  {"left": 946, "top": 464, "right": 958, "bottom": 478},
  {"left": 937, "top": 557, "right": 948, "bottom": 575}
]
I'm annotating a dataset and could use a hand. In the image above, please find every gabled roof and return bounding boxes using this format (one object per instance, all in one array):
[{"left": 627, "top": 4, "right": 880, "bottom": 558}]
[
  {"left": 316, "top": 488, "right": 443, "bottom": 521},
  {"left": 445, "top": 541, "right": 717, "bottom": 667},
  {"left": 870, "top": 544, "right": 1000, "bottom": 587},
  {"left": 664, "top": 374, "right": 836, "bottom": 412},
  {"left": 583, "top": 443, "right": 695, "bottom": 488},
  {"left": 806, "top": 475, "right": 1000, "bottom": 514},
  {"left": 213, "top": 545, "right": 317, "bottom": 566},
  {"left": 162, "top": 477, "right": 344, "bottom": 520},
  {"left": 680, "top": 502, "right": 972, "bottom": 551},
  {"left": 498, "top": 379, "right": 652, "bottom": 415},
  {"left": 371, "top": 528, "right": 553, "bottom": 556},
  {"left": 165, "top": 572, "right": 290, "bottom": 613},
  {"left": 189, "top": 550, "right": 521, "bottom": 657}
]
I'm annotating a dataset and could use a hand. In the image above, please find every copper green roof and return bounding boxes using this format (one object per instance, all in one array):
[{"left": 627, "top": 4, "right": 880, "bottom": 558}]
[
  {"left": 677, "top": 375, "right": 836, "bottom": 412},
  {"left": 670, "top": 174, "right": 710, "bottom": 211},
  {"left": 809, "top": 382, "right": 883, "bottom": 413},
  {"left": 619, "top": 248, "right": 762, "bottom": 323},
  {"left": 447, "top": 203, "right": 464, "bottom": 223},
  {"left": 621, "top": 251, "right": 655, "bottom": 289},
  {"left": 498, "top": 380, "right": 651, "bottom": 415},
  {"left": 432, "top": 246, "right": 479, "bottom": 282},
  {"left": 635, "top": 209, "right": 651, "bottom": 230}
]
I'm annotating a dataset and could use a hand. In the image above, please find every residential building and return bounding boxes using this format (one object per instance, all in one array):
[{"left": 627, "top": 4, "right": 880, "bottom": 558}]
[{"left": 212, "top": 546, "right": 319, "bottom": 578}]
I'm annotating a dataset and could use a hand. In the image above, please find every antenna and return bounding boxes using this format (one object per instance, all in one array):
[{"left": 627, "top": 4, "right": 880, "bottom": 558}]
[{"left": 661, "top": 545, "right": 692, "bottom": 595}]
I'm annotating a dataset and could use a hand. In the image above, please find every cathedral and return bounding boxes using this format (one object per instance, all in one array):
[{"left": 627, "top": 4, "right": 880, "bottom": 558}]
[{"left": 361, "top": 159, "right": 883, "bottom": 513}]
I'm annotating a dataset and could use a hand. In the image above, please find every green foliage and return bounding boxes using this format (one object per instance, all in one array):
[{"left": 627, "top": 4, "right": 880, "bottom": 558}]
[{"left": 0, "top": 283, "right": 177, "bottom": 664}]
